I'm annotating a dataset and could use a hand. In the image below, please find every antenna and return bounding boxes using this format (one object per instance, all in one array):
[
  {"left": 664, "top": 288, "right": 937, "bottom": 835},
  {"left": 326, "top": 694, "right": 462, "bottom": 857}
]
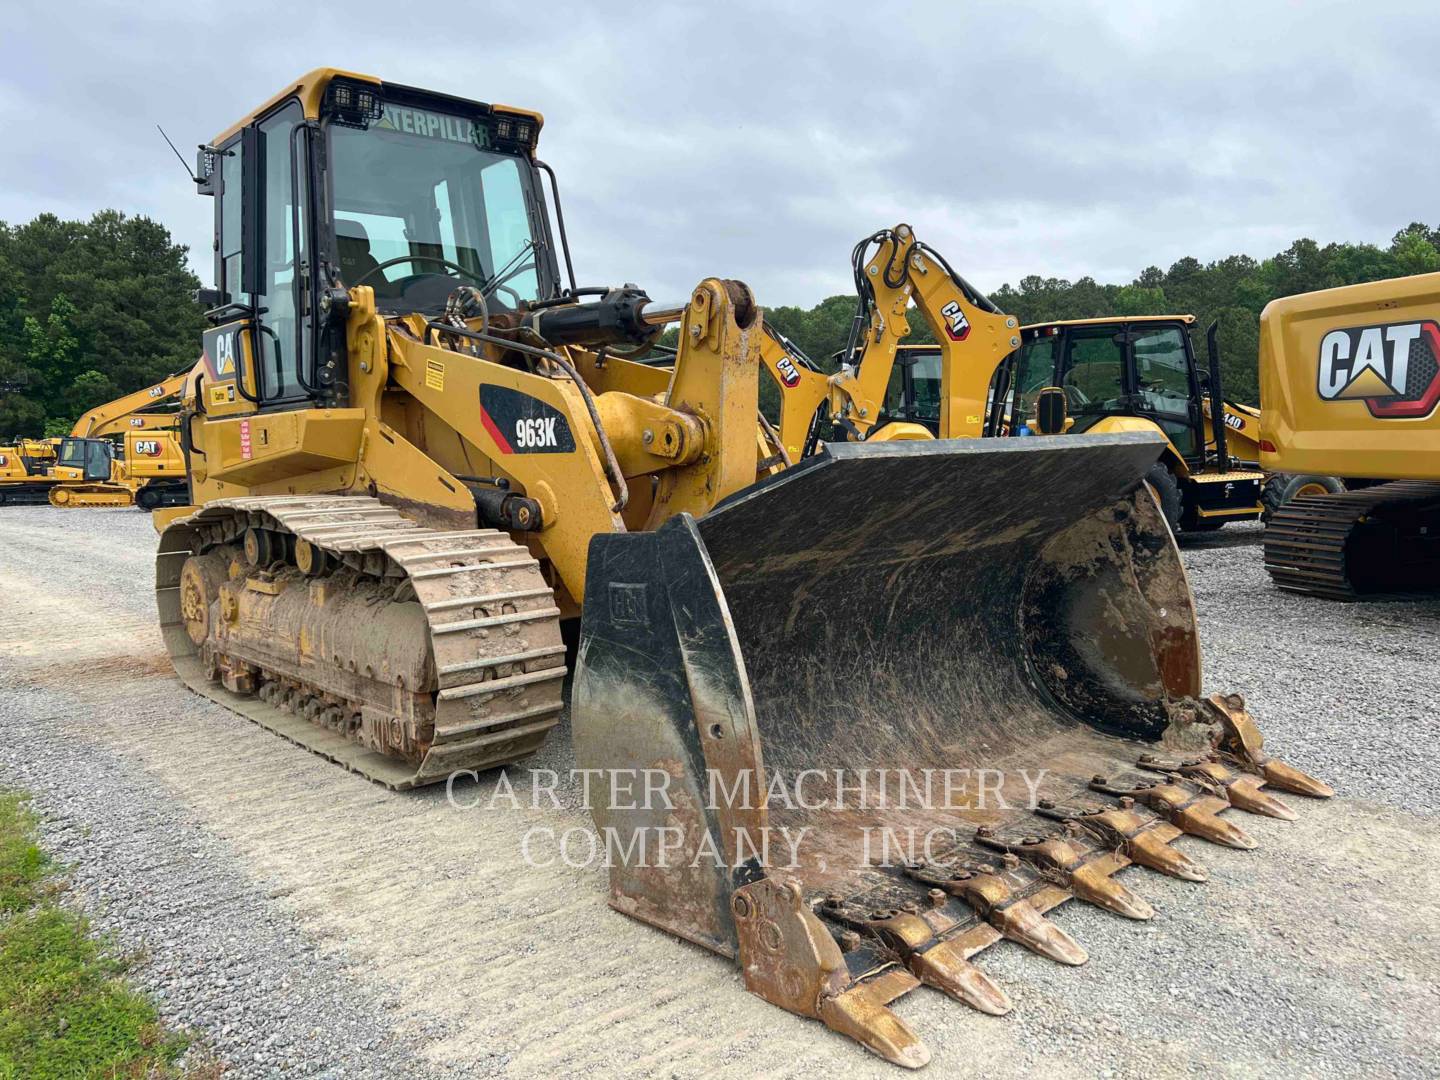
[{"left": 157, "top": 124, "right": 199, "bottom": 184}]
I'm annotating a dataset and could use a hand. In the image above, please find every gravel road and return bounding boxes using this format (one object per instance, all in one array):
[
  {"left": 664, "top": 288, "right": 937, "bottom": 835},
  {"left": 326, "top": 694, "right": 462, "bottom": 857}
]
[{"left": 0, "top": 508, "right": 1436, "bottom": 1079}]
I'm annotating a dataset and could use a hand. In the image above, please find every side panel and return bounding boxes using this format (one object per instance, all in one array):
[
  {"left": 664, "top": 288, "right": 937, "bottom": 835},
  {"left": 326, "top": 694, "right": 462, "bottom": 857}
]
[{"left": 1260, "top": 273, "right": 1440, "bottom": 480}]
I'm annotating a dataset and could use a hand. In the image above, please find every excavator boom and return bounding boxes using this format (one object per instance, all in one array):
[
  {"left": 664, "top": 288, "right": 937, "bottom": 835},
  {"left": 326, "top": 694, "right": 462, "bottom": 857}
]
[{"left": 70, "top": 371, "right": 188, "bottom": 437}]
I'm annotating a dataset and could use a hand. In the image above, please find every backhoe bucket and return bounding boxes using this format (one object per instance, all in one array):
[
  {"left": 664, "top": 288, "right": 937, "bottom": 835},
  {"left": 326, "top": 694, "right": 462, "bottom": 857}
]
[{"left": 573, "top": 432, "right": 1329, "bottom": 1068}]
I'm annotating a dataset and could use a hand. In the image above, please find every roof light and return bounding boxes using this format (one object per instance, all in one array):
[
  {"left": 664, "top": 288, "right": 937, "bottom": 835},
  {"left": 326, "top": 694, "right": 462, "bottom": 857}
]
[{"left": 324, "top": 80, "right": 384, "bottom": 129}]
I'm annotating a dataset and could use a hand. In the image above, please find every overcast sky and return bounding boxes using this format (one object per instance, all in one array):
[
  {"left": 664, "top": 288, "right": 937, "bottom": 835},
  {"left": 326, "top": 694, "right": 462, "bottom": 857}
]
[{"left": 2, "top": 1, "right": 1437, "bottom": 306}]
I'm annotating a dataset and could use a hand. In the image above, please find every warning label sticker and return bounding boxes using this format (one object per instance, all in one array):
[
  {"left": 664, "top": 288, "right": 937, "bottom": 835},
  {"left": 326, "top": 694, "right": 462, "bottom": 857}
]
[{"left": 426, "top": 359, "right": 446, "bottom": 392}]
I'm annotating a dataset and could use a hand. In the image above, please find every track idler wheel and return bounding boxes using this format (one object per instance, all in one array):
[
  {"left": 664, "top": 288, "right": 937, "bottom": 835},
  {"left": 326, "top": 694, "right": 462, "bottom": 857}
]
[{"left": 178, "top": 549, "right": 233, "bottom": 648}]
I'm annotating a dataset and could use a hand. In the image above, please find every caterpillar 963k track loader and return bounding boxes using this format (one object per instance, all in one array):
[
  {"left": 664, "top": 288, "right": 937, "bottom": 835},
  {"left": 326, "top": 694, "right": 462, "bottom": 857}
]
[
  {"left": 1260, "top": 272, "right": 1440, "bottom": 598},
  {"left": 157, "top": 70, "right": 1330, "bottom": 1067}
]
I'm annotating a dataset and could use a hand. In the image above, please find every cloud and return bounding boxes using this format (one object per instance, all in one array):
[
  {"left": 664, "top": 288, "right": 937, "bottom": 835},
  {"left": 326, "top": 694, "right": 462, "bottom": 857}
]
[{"left": 2, "top": 0, "right": 1436, "bottom": 306}]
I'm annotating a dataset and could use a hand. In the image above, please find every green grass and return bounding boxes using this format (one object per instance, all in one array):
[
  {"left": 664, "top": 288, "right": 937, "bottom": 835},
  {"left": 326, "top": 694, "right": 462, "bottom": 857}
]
[{"left": 0, "top": 790, "right": 196, "bottom": 1079}]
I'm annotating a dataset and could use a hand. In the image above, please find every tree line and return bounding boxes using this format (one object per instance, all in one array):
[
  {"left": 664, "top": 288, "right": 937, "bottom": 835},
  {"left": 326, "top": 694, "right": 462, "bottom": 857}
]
[
  {"left": 765, "top": 223, "right": 1440, "bottom": 403},
  {"left": 0, "top": 211, "right": 206, "bottom": 438},
  {"left": 2, "top": 210, "right": 1436, "bottom": 439}
]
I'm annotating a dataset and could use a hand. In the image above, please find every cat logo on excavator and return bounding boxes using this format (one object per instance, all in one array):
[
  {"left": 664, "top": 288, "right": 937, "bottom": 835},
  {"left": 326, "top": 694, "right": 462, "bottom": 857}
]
[{"left": 1317, "top": 320, "right": 1440, "bottom": 418}]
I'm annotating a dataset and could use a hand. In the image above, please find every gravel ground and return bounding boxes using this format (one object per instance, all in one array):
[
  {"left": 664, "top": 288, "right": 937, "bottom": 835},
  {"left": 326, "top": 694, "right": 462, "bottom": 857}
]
[{"left": 0, "top": 507, "right": 1437, "bottom": 1079}]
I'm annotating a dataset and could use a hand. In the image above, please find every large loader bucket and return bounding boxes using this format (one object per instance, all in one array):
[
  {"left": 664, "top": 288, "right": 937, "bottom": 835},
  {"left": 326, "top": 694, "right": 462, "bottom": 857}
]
[{"left": 573, "top": 433, "right": 1330, "bottom": 1068}]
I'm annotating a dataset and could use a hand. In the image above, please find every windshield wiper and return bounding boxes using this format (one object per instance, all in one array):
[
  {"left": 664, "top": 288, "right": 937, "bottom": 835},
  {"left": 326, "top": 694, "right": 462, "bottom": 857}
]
[{"left": 481, "top": 239, "right": 537, "bottom": 300}]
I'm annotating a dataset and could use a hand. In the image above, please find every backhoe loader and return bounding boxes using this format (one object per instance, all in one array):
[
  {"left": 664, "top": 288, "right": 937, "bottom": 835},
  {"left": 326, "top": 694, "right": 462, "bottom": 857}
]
[
  {"left": 758, "top": 228, "right": 1268, "bottom": 534},
  {"left": 156, "top": 69, "right": 1330, "bottom": 1067},
  {"left": 1259, "top": 272, "right": 1440, "bottom": 598}
]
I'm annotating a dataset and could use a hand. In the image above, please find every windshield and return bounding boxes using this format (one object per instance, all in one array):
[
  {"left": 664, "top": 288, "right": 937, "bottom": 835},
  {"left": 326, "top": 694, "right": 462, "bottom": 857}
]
[
  {"left": 58, "top": 439, "right": 85, "bottom": 466},
  {"left": 328, "top": 105, "right": 548, "bottom": 312}
]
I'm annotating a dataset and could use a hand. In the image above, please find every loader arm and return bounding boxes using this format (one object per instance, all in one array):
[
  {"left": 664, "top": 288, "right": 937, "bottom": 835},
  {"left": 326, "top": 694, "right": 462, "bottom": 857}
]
[{"left": 72, "top": 372, "right": 188, "bottom": 437}]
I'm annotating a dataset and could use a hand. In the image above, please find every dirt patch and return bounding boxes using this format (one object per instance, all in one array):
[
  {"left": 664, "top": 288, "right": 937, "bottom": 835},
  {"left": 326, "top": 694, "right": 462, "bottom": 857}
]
[{"left": 20, "top": 652, "right": 174, "bottom": 689}]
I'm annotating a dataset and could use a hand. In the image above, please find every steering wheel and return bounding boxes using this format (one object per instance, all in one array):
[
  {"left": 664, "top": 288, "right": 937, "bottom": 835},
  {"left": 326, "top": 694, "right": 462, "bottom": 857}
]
[{"left": 352, "top": 255, "right": 487, "bottom": 289}]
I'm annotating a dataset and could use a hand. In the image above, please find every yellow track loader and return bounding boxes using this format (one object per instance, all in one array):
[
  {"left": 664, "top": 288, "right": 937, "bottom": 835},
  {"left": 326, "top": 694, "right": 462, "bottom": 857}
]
[
  {"left": 1260, "top": 272, "right": 1440, "bottom": 597},
  {"left": 156, "top": 70, "right": 1330, "bottom": 1067}
]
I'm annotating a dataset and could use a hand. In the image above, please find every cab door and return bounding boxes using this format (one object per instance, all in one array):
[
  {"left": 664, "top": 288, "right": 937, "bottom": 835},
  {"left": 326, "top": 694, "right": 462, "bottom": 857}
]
[
  {"left": 202, "top": 100, "right": 314, "bottom": 415},
  {"left": 1127, "top": 325, "right": 1202, "bottom": 460}
]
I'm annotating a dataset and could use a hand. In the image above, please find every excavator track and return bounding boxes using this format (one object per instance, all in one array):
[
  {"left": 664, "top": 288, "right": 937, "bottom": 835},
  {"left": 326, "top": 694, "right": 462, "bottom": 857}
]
[
  {"left": 50, "top": 484, "right": 135, "bottom": 508},
  {"left": 156, "top": 495, "right": 566, "bottom": 788},
  {"left": 1263, "top": 480, "right": 1440, "bottom": 599}
]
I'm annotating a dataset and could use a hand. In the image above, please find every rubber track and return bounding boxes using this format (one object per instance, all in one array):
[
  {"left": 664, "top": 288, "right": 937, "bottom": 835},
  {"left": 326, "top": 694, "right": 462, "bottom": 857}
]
[
  {"left": 1263, "top": 480, "right": 1440, "bottom": 599},
  {"left": 156, "top": 495, "right": 566, "bottom": 789}
]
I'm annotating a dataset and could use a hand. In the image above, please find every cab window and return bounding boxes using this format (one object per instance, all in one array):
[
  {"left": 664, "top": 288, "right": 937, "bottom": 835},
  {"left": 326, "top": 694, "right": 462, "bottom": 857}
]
[
  {"left": 1060, "top": 330, "right": 1125, "bottom": 415},
  {"left": 1133, "top": 327, "right": 1193, "bottom": 406}
]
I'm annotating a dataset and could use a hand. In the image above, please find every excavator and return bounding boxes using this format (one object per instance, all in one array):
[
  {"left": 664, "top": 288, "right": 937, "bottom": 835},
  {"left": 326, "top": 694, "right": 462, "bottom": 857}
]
[
  {"left": 47, "top": 374, "right": 190, "bottom": 508},
  {"left": 49, "top": 428, "right": 188, "bottom": 509},
  {"left": 155, "top": 69, "right": 1331, "bottom": 1067},
  {"left": 1259, "top": 272, "right": 1440, "bottom": 598},
  {"left": 758, "top": 229, "right": 1269, "bottom": 534}
]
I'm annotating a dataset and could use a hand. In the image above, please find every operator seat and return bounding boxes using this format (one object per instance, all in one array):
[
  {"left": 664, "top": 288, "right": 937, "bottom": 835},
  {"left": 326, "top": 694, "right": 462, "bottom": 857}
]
[{"left": 335, "top": 219, "right": 385, "bottom": 291}]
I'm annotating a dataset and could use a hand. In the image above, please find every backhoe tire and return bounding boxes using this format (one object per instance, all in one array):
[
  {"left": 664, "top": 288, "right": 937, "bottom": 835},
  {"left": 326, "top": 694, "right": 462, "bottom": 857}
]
[
  {"left": 1143, "top": 463, "right": 1182, "bottom": 536},
  {"left": 1262, "top": 473, "right": 1345, "bottom": 522}
]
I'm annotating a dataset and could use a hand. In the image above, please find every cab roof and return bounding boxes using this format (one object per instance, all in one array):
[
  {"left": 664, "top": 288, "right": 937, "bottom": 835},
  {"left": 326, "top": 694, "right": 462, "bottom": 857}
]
[
  {"left": 1022, "top": 314, "right": 1196, "bottom": 330},
  {"left": 210, "top": 67, "right": 544, "bottom": 147}
]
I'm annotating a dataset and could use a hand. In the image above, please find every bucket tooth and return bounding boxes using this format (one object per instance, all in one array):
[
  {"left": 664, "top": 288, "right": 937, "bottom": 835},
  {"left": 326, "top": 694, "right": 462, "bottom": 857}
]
[
  {"left": 1260, "top": 759, "right": 1335, "bottom": 799},
  {"left": 1220, "top": 775, "right": 1298, "bottom": 820},
  {"left": 1092, "top": 775, "right": 1257, "bottom": 850},
  {"left": 1126, "top": 827, "right": 1209, "bottom": 882},
  {"left": 818, "top": 893, "right": 1013, "bottom": 1016},
  {"left": 907, "top": 940, "right": 1013, "bottom": 1016},
  {"left": 922, "top": 865, "right": 1088, "bottom": 966},
  {"left": 1203, "top": 692, "right": 1334, "bottom": 799},
  {"left": 1138, "top": 755, "right": 1299, "bottom": 821},
  {"left": 978, "top": 830, "right": 1154, "bottom": 921},
  {"left": 1069, "top": 863, "right": 1154, "bottom": 921},
  {"left": 990, "top": 895, "right": 1088, "bottom": 965},
  {"left": 817, "top": 987, "right": 930, "bottom": 1069},
  {"left": 1172, "top": 800, "right": 1257, "bottom": 850},
  {"left": 1037, "top": 800, "right": 1209, "bottom": 882},
  {"left": 734, "top": 878, "right": 930, "bottom": 1068}
]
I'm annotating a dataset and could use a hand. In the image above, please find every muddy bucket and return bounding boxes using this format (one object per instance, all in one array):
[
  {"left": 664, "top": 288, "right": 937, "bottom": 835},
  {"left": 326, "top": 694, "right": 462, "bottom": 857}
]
[{"left": 574, "top": 432, "right": 1328, "bottom": 1067}]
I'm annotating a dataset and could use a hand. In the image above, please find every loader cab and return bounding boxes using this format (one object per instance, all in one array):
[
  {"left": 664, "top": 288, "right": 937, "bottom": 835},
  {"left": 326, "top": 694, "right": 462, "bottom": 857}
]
[
  {"left": 54, "top": 438, "right": 116, "bottom": 483},
  {"left": 197, "top": 70, "right": 563, "bottom": 416},
  {"left": 1001, "top": 317, "right": 1205, "bottom": 463}
]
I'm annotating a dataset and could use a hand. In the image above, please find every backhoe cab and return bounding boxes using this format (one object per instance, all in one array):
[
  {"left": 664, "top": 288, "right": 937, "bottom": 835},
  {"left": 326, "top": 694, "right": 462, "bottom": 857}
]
[{"left": 984, "top": 316, "right": 1267, "bottom": 533}]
